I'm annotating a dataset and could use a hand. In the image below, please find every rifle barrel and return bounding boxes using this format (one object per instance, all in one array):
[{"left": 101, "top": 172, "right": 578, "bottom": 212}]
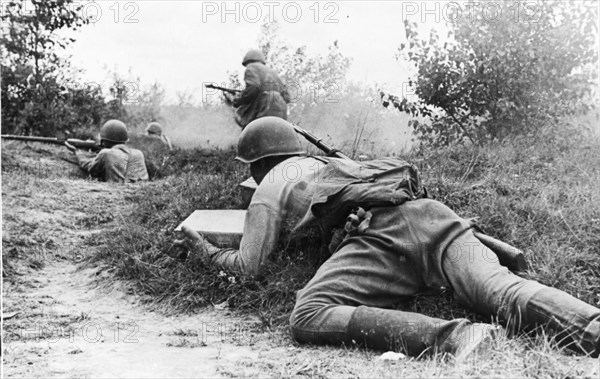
[
  {"left": 204, "top": 84, "right": 241, "bottom": 95},
  {"left": 2, "top": 135, "right": 100, "bottom": 151},
  {"left": 291, "top": 125, "right": 351, "bottom": 160},
  {"left": 1, "top": 135, "right": 61, "bottom": 144}
]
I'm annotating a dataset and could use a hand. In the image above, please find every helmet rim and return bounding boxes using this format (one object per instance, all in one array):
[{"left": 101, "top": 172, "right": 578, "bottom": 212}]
[{"left": 236, "top": 117, "right": 304, "bottom": 163}]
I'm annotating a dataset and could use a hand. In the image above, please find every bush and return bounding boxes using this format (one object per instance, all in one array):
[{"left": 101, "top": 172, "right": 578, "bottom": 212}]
[{"left": 383, "top": 0, "right": 598, "bottom": 146}]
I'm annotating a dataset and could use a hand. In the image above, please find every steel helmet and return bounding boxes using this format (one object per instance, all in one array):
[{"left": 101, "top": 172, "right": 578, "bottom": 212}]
[
  {"left": 236, "top": 117, "right": 304, "bottom": 163},
  {"left": 242, "top": 49, "right": 265, "bottom": 66},
  {"left": 99, "top": 119, "right": 128, "bottom": 143},
  {"left": 146, "top": 122, "right": 163, "bottom": 136}
]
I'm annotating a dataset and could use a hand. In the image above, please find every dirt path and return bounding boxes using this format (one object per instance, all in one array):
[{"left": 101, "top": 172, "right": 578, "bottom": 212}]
[
  {"left": 3, "top": 263, "right": 267, "bottom": 378},
  {"left": 1, "top": 143, "right": 280, "bottom": 378}
]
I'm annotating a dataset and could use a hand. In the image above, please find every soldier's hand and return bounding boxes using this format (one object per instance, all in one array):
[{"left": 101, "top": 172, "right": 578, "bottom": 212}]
[
  {"left": 181, "top": 225, "right": 203, "bottom": 245},
  {"left": 170, "top": 226, "right": 209, "bottom": 261},
  {"left": 64, "top": 141, "right": 77, "bottom": 153},
  {"left": 222, "top": 93, "right": 234, "bottom": 105}
]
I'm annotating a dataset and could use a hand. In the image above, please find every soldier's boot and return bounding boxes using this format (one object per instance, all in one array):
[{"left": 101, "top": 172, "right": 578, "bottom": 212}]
[
  {"left": 346, "top": 306, "right": 499, "bottom": 358},
  {"left": 520, "top": 287, "right": 600, "bottom": 357}
]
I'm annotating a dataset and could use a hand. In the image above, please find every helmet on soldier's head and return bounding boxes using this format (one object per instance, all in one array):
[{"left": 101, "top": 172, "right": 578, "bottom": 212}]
[
  {"left": 242, "top": 49, "right": 265, "bottom": 66},
  {"left": 236, "top": 117, "right": 304, "bottom": 163},
  {"left": 99, "top": 120, "right": 128, "bottom": 143},
  {"left": 146, "top": 122, "right": 163, "bottom": 136}
]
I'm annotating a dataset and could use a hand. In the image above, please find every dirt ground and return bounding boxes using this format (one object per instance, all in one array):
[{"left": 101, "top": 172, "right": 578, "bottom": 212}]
[
  {"left": 0, "top": 144, "right": 259, "bottom": 377},
  {"left": 2, "top": 142, "right": 599, "bottom": 378},
  {"left": 0, "top": 143, "right": 367, "bottom": 378}
]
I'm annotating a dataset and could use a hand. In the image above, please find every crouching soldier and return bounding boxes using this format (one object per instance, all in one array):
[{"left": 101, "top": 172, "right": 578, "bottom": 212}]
[
  {"left": 67, "top": 119, "right": 148, "bottom": 183},
  {"left": 177, "top": 117, "right": 599, "bottom": 359},
  {"left": 146, "top": 121, "right": 173, "bottom": 150},
  {"left": 233, "top": 49, "right": 291, "bottom": 129}
]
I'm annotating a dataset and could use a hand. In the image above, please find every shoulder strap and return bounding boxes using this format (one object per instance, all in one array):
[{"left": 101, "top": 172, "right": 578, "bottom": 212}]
[{"left": 116, "top": 145, "right": 133, "bottom": 183}]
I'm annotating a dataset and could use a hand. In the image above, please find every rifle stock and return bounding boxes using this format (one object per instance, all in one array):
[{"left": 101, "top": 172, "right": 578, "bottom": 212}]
[{"left": 67, "top": 139, "right": 101, "bottom": 152}]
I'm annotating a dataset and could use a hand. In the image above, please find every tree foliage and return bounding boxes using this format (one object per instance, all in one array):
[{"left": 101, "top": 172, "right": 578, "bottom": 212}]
[
  {"left": 382, "top": 0, "right": 598, "bottom": 146},
  {"left": 0, "top": 0, "right": 108, "bottom": 136},
  {"left": 257, "top": 19, "right": 351, "bottom": 89}
]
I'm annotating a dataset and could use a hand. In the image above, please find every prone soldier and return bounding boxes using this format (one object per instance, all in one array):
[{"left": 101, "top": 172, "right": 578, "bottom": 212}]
[
  {"left": 66, "top": 120, "right": 148, "bottom": 183},
  {"left": 177, "top": 117, "right": 600, "bottom": 359}
]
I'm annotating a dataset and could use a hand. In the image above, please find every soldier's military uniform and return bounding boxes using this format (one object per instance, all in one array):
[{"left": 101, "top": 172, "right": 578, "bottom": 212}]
[
  {"left": 187, "top": 117, "right": 600, "bottom": 358},
  {"left": 74, "top": 120, "right": 148, "bottom": 183},
  {"left": 146, "top": 122, "right": 173, "bottom": 150},
  {"left": 234, "top": 49, "right": 291, "bottom": 128},
  {"left": 76, "top": 145, "right": 148, "bottom": 183}
]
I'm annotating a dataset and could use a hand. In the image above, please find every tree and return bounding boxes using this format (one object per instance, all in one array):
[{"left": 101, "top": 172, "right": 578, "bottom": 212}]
[
  {"left": 257, "top": 20, "right": 351, "bottom": 106},
  {"left": 0, "top": 0, "right": 104, "bottom": 135},
  {"left": 382, "top": 0, "right": 598, "bottom": 146}
]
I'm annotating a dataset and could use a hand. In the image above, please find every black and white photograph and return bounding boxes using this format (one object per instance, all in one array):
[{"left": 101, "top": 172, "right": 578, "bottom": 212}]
[{"left": 1, "top": 1, "right": 599, "bottom": 377}]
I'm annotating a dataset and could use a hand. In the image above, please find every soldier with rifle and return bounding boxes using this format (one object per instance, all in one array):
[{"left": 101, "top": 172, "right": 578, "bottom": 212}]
[
  {"left": 176, "top": 116, "right": 599, "bottom": 359},
  {"left": 209, "top": 49, "right": 291, "bottom": 129},
  {"left": 65, "top": 119, "right": 149, "bottom": 183},
  {"left": 145, "top": 122, "right": 173, "bottom": 151}
]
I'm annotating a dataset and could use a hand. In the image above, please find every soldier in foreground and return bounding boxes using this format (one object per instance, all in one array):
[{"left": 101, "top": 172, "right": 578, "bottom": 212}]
[
  {"left": 232, "top": 49, "right": 291, "bottom": 128},
  {"left": 145, "top": 121, "right": 173, "bottom": 150},
  {"left": 179, "top": 117, "right": 599, "bottom": 358},
  {"left": 66, "top": 119, "right": 148, "bottom": 183}
]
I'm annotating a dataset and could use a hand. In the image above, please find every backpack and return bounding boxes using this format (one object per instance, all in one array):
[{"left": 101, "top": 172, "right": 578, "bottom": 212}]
[{"left": 297, "top": 157, "right": 427, "bottom": 230}]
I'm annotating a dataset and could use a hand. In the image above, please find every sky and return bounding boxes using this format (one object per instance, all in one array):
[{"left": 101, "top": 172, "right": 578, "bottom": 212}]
[{"left": 63, "top": 1, "right": 447, "bottom": 103}]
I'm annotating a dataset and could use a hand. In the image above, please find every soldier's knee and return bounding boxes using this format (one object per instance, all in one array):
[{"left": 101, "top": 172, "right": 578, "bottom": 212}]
[
  {"left": 289, "top": 300, "right": 314, "bottom": 331},
  {"left": 289, "top": 303, "right": 314, "bottom": 343}
]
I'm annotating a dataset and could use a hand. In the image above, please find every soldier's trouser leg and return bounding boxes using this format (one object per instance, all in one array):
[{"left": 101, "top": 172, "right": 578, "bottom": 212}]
[
  {"left": 291, "top": 303, "right": 480, "bottom": 357},
  {"left": 443, "top": 231, "right": 600, "bottom": 357},
  {"left": 290, "top": 201, "right": 485, "bottom": 357}
]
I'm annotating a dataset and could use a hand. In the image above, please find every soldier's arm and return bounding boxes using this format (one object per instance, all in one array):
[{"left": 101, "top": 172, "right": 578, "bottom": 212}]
[
  {"left": 75, "top": 150, "right": 106, "bottom": 179},
  {"left": 162, "top": 135, "right": 173, "bottom": 150},
  {"left": 234, "top": 66, "right": 262, "bottom": 106},
  {"left": 200, "top": 202, "right": 282, "bottom": 276}
]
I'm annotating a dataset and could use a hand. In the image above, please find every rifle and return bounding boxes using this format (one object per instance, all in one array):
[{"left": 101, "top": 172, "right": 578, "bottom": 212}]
[
  {"left": 204, "top": 84, "right": 241, "bottom": 95},
  {"left": 1, "top": 135, "right": 101, "bottom": 152},
  {"left": 292, "top": 124, "right": 351, "bottom": 160}
]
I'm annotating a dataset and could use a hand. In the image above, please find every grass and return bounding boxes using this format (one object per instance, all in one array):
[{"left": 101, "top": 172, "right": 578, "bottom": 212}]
[
  {"left": 85, "top": 123, "right": 599, "bottom": 328},
  {"left": 85, "top": 146, "right": 331, "bottom": 325},
  {"left": 3, "top": 121, "right": 598, "bottom": 376}
]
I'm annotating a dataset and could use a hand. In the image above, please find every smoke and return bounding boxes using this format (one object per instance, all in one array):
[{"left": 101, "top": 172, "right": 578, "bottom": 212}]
[{"left": 159, "top": 104, "right": 242, "bottom": 150}]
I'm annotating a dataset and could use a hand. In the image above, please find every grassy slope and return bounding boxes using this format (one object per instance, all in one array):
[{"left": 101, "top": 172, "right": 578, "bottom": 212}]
[
  {"left": 2, "top": 133, "right": 598, "bottom": 378},
  {"left": 79, "top": 127, "right": 598, "bottom": 375}
]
